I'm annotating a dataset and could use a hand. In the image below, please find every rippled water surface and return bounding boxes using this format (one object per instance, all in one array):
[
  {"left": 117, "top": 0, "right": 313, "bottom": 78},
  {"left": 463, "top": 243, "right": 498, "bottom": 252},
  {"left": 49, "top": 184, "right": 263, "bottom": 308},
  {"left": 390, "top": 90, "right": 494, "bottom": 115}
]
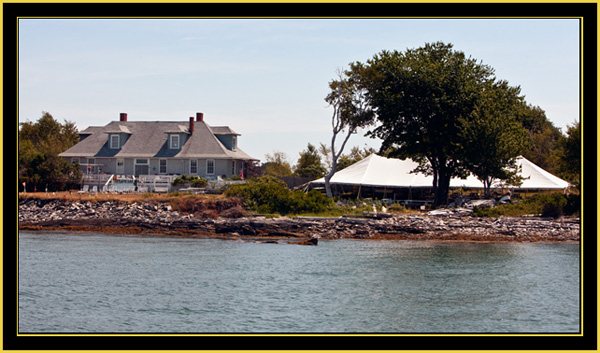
[{"left": 18, "top": 231, "right": 580, "bottom": 333}]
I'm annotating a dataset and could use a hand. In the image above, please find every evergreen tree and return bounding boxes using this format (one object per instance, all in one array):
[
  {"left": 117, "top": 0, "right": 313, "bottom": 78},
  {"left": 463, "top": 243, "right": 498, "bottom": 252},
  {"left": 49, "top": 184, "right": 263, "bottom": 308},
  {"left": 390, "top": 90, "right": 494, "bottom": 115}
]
[{"left": 294, "top": 143, "right": 326, "bottom": 179}]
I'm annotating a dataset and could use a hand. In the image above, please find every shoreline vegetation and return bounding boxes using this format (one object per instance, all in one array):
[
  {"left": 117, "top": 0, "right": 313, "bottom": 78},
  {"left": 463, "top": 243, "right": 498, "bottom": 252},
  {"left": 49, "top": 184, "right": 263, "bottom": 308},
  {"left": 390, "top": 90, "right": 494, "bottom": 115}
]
[{"left": 18, "top": 192, "right": 580, "bottom": 245}]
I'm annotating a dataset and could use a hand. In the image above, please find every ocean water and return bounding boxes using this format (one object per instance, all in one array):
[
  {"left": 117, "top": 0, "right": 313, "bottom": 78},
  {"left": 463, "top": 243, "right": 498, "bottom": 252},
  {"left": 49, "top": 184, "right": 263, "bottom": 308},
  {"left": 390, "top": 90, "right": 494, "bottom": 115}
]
[{"left": 18, "top": 231, "right": 580, "bottom": 333}]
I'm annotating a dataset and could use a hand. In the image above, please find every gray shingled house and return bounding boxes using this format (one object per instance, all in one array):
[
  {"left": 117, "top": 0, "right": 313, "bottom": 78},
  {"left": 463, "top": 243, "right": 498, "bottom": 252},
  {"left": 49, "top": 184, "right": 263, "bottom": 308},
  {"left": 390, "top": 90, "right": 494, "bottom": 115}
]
[{"left": 59, "top": 112, "right": 256, "bottom": 191}]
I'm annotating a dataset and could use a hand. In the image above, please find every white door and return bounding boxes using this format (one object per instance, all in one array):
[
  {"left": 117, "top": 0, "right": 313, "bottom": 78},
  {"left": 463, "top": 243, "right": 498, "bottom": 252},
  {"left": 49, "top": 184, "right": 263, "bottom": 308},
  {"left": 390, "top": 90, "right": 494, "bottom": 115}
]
[{"left": 134, "top": 159, "right": 149, "bottom": 177}]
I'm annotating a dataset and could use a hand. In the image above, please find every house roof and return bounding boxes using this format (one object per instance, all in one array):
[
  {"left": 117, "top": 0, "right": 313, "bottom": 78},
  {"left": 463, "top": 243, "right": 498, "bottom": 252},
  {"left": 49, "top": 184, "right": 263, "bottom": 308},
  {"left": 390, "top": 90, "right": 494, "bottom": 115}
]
[
  {"left": 105, "top": 125, "right": 133, "bottom": 134},
  {"left": 59, "top": 120, "right": 256, "bottom": 160},
  {"left": 210, "top": 126, "right": 240, "bottom": 136}
]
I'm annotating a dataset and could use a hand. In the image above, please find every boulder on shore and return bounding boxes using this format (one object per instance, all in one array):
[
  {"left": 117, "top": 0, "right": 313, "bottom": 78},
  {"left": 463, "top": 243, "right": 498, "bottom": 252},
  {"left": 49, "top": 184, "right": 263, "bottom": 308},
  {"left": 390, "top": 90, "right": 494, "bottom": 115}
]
[{"left": 290, "top": 238, "right": 318, "bottom": 246}]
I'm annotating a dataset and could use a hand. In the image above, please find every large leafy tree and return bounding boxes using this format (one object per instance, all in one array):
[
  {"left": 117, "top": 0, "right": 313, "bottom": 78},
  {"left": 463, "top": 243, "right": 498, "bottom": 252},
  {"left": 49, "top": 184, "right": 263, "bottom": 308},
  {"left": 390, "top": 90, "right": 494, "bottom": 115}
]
[
  {"left": 344, "top": 42, "right": 543, "bottom": 206},
  {"left": 351, "top": 42, "right": 497, "bottom": 206},
  {"left": 458, "top": 80, "right": 530, "bottom": 197},
  {"left": 18, "top": 112, "right": 81, "bottom": 191},
  {"left": 516, "top": 104, "right": 564, "bottom": 175},
  {"left": 557, "top": 121, "right": 581, "bottom": 188}
]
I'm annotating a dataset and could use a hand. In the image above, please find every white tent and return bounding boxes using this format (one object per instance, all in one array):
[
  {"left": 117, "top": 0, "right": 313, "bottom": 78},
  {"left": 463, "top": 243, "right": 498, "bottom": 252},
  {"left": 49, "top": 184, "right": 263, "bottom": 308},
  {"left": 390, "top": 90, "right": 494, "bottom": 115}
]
[
  {"left": 312, "top": 154, "right": 431, "bottom": 188},
  {"left": 506, "top": 155, "right": 571, "bottom": 190},
  {"left": 311, "top": 154, "right": 570, "bottom": 190}
]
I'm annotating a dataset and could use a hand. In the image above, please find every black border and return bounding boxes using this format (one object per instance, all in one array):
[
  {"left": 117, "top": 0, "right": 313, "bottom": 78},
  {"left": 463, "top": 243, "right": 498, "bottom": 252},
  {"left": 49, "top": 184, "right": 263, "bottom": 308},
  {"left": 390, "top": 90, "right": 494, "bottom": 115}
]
[
  {"left": 4, "top": 2, "right": 598, "bottom": 18},
  {"left": 6, "top": 1, "right": 597, "bottom": 351}
]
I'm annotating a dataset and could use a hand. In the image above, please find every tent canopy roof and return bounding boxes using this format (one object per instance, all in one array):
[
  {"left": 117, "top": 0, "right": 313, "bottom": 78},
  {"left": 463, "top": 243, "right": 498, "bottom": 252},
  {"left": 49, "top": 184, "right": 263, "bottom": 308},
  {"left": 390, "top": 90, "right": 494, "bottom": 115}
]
[{"left": 312, "top": 154, "right": 570, "bottom": 190}]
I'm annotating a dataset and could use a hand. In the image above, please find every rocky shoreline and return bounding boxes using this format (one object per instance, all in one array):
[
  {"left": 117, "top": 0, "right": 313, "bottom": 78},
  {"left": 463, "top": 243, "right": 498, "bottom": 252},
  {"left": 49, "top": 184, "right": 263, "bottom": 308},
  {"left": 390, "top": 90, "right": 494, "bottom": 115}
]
[{"left": 18, "top": 198, "right": 580, "bottom": 244}]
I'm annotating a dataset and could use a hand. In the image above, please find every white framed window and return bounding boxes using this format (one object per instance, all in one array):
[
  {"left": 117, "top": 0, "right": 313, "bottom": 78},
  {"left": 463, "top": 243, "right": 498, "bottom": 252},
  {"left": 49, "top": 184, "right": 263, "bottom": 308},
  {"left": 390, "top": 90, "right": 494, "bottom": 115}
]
[
  {"left": 232, "top": 136, "right": 237, "bottom": 151},
  {"left": 206, "top": 159, "right": 215, "bottom": 175},
  {"left": 135, "top": 159, "right": 148, "bottom": 165},
  {"left": 190, "top": 159, "right": 198, "bottom": 174},
  {"left": 170, "top": 135, "right": 180, "bottom": 149},
  {"left": 159, "top": 159, "right": 167, "bottom": 174},
  {"left": 110, "top": 134, "right": 120, "bottom": 149},
  {"left": 231, "top": 160, "right": 236, "bottom": 175},
  {"left": 116, "top": 159, "right": 124, "bottom": 174}
]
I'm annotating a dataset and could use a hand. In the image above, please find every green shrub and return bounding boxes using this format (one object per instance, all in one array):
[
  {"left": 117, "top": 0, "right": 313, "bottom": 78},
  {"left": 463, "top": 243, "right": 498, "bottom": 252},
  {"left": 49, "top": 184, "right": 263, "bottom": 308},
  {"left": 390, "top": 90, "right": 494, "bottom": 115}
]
[
  {"left": 290, "top": 189, "right": 332, "bottom": 214},
  {"left": 225, "top": 176, "right": 290, "bottom": 214},
  {"left": 225, "top": 176, "right": 332, "bottom": 215},
  {"left": 472, "top": 205, "right": 504, "bottom": 217},
  {"left": 564, "top": 194, "right": 581, "bottom": 217},
  {"left": 191, "top": 177, "right": 208, "bottom": 188},
  {"left": 539, "top": 193, "right": 567, "bottom": 218},
  {"left": 172, "top": 175, "right": 208, "bottom": 187},
  {"left": 387, "top": 202, "right": 407, "bottom": 213},
  {"left": 171, "top": 177, "right": 185, "bottom": 186},
  {"left": 472, "top": 192, "right": 570, "bottom": 218}
]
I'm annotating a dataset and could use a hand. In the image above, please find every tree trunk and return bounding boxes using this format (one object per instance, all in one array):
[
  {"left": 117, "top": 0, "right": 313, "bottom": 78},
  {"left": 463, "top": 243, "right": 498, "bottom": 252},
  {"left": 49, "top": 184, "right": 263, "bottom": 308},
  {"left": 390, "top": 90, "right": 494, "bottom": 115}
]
[
  {"left": 432, "top": 170, "right": 438, "bottom": 206},
  {"left": 324, "top": 169, "right": 334, "bottom": 198},
  {"left": 325, "top": 127, "right": 353, "bottom": 199},
  {"left": 483, "top": 178, "right": 491, "bottom": 199},
  {"left": 433, "top": 168, "right": 451, "bottom": 207}
]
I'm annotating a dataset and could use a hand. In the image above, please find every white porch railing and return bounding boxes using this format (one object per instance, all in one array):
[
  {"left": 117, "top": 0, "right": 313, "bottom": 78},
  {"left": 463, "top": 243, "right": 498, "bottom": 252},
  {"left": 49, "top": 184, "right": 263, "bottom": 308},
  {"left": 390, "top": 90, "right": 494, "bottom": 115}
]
[
  {"left": 81, "top": 174, "right": 244, "bottom": 194},
  {"left": 138, "top": 175, "right": 178, "bottom": 193}
]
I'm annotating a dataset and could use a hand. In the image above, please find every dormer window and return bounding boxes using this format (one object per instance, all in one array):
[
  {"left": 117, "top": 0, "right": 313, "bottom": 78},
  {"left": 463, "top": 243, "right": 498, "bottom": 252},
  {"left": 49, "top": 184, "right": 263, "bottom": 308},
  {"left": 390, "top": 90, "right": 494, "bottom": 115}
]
[
  {"left": 110, "top": 134, "right": 120, "bottom": 149},
  {"left": 232, "top": 136, "right": 237, "bottom": 151},
  {"left": 170, "top": 135, "right": 180, "bottom": 149}
]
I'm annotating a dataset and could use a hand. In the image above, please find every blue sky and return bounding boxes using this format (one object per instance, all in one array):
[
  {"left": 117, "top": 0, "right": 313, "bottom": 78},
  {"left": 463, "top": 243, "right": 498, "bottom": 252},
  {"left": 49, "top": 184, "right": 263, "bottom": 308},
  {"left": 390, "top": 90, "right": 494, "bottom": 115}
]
[{"left": 18, "top": 18, "right": 580, "bottom": 163}]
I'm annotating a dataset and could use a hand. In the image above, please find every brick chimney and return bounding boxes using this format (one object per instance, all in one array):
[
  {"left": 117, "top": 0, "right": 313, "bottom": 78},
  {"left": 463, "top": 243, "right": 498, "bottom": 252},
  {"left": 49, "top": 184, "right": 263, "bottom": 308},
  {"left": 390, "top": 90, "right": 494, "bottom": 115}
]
[
  {"left": 120, "top": 113, "right": 127, "bottom": 122},
  {"left": 196, "top": 112, "right": 204, "bottom": 122},
  {"left": 189, "top": 117, "right": 194, "bottom": 134}
]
